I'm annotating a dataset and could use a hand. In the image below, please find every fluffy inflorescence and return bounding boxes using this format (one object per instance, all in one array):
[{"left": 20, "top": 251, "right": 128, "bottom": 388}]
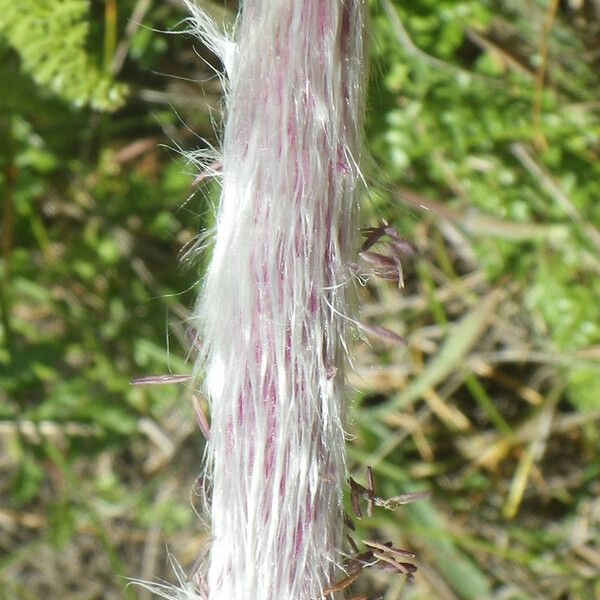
[{"left": 189, "top": 1, "right": 366, "bottom": 598}]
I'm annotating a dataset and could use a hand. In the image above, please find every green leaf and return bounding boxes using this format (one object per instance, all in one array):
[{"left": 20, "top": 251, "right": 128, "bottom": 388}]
[
  {"left": 10, "top": 457, "right": 45, "bottom": 505},
  {"left": 0, "top": 0, "right": 127, "bottom": 111}
]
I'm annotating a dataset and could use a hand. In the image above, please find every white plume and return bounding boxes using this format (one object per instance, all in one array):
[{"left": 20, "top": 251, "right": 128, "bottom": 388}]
[{"left": 185, "top": 2, "right": 366, "bottom": 598}]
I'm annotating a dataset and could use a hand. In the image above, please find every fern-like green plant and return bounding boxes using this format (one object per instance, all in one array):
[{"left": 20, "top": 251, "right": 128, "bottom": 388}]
[{"left": 0, "top": 0, "right": 127, "bottom": 111}]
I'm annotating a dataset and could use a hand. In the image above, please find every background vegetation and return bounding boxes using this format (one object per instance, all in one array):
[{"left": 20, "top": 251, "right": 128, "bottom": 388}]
[{"left": 1, "top": 1, "right": 599, "bottom": 598}]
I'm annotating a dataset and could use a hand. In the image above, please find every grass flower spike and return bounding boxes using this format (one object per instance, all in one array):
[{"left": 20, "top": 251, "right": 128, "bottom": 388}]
[{"left": 188, "top": 1, "right": 366, "bottom": 598}]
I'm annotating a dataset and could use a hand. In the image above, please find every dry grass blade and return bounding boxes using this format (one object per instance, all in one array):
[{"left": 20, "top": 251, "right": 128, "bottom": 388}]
[
  {"left": 372, "top": 286, "right": 503, "bottom": 415},
  {"left": 130, "top": 374, "right": 192, "bottom": 386}
]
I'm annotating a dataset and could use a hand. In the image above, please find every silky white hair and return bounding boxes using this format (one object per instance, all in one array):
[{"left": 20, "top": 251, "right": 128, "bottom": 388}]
[{"left": 176, "top": 2, "right": 366, "bottom": 599}]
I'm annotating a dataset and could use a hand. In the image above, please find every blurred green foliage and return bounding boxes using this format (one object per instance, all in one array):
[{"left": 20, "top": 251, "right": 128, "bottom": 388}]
[
  {"left": 0, "top": 1, "right": 212, "bottom": 595},
  {"left": 1, "top": 0, "right": 600, "bottom": 598},
  {"left": 0, "top": 0, "right": 127, "bottom": 111},
  {"left": 369, "top": 0, "right": 600, "bottom": 412}
]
